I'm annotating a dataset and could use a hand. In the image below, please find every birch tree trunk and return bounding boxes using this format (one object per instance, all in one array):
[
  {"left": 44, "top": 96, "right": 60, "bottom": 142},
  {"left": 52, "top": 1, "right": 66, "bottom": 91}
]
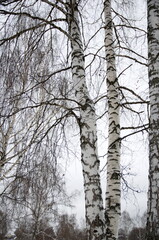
[
  {"left": 66, "top": 1, "right": 105, "bottom": 240},
  {"left": 104, "top": 1, "right": 121, "bottom": 239},
  {"left": 146, "top": 0, "right": 159, "bottom": 239}
]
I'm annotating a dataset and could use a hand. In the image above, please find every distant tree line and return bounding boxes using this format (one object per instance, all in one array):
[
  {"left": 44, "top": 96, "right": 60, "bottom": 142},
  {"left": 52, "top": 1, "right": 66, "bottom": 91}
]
[
  {"left": 0, "top": 210, "right": 87, "bottom": 240},
  {"left": 0, "top": 209, "right": 146, "bottom": 240},
  {"left": 118, "top": 211, "right": 146, "bottom": 240}
]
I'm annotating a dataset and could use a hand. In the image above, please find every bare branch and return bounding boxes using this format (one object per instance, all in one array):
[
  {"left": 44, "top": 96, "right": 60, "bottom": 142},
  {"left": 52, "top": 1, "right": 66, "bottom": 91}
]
[
  {"left": 120, "top": 86, "right": 148, "bottom": 102},
  {"left": 0, "top": 9, "right": 70, "bottom": 40}
]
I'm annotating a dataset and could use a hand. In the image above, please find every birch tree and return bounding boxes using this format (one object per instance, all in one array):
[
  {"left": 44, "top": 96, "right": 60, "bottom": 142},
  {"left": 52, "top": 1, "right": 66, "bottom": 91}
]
[
  {"left": 146, "top": 0, "right": 159, "bottom": 239},
  {"left": 104, "top": 1, "right": 121, "bottom": 239},
  {"left": 0, "top": 0, "right": 72, "bottom": 177},
  {"left": 66, "top": 1, "right": 105, "bottom": 239}
]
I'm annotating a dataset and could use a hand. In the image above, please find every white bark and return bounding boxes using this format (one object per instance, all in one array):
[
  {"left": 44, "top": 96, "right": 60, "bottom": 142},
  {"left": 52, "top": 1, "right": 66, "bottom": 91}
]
[
  {"left": 66, "top": 1, "right": 105, "bottom": 240},
  {"left": 104, "top": 1, "right": 121, "bottom": 239},
  {"left": 147, "top": 0, "right": 159, "bottom": 239}
]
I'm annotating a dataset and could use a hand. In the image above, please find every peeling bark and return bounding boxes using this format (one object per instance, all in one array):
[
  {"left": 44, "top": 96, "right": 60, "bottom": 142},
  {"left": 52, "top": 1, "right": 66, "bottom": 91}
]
[
  {"left": 66, "top": 1, "right": 105, "bottom": 240},
  {"left": 104, "top": 1, "right": 121, "bottom": 239},
  {"left": 146, "top": 0, "right": 159, "bottom": 239}
]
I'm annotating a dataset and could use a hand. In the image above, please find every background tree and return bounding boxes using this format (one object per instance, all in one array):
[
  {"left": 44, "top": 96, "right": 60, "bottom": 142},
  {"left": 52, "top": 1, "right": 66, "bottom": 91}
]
[
  {"left": 1, "top": 139, "right": 71, "bottom": 238},
  {"left": 15, "top": 217, "right": 56, "bottom": 240},
  {"left": 0, "top": 2, "right": 73, "bottom": 236},
  {"left": 56, "top": 214, "right": 87, "bottom": 240},
  {"left": 128, "top": 227, "right": 146, "bottom": 240},
  {"left": 118, "top": 228, "right": 127, "bottom": 240},
  {"left": 119, "top": 211, "right": 147, "bottom": 240},
  {"left": 119, "top": 211, "right": 134, "bottom": 240}
]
